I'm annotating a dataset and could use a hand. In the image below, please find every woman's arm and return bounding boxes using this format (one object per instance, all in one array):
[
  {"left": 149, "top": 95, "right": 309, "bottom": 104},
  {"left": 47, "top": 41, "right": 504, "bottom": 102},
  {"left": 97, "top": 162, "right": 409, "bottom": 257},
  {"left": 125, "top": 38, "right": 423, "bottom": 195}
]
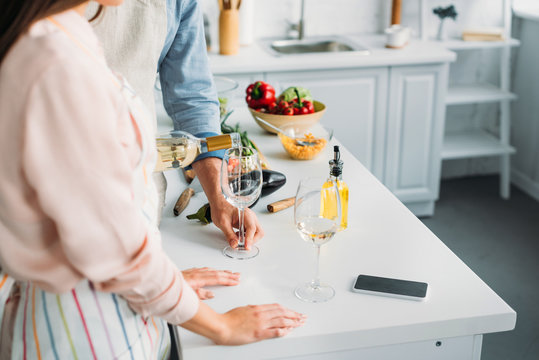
[{"left": 182, "top": 302, "right": 306, "bottom": 345}]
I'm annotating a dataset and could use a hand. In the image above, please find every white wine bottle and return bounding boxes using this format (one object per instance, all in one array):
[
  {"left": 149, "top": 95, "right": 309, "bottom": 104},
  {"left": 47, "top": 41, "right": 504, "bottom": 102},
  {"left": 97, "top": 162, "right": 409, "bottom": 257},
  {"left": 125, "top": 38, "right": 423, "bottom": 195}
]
[{"left": 155, "top": 131, "right": 241, "bottom": 172}]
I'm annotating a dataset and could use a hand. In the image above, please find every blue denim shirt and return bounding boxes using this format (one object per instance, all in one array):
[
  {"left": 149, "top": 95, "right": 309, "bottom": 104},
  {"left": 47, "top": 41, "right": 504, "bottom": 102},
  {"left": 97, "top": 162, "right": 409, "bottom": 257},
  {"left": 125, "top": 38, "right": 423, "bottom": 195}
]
[{"left": 159, "top": 0, "right": 224, "bottom": 162}]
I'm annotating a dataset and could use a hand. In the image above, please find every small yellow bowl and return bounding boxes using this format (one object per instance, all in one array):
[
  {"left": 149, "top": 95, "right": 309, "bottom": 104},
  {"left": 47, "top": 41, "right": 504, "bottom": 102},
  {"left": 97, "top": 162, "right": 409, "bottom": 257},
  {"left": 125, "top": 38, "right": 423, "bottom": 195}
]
[
  {"left": 277, "top": 125, "right": 330, "bottom": 160},
  {"left": 248, "top": 101, "right": 326, "bottom": 134}
]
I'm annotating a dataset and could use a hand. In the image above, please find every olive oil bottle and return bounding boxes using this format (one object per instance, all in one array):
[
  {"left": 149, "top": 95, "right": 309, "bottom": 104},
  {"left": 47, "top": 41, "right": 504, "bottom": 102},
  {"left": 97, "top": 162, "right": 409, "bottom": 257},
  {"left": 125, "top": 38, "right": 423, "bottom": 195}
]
[{"left": 321, "top": 146, "right": 349, "bottom": 230}]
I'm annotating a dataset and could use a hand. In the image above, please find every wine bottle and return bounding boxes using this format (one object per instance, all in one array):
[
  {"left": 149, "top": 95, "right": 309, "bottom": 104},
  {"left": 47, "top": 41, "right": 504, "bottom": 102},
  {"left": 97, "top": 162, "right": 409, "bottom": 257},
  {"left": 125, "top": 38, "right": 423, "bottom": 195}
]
[{"left": 155, "top": 131, "right": 241, "bottom": 172}]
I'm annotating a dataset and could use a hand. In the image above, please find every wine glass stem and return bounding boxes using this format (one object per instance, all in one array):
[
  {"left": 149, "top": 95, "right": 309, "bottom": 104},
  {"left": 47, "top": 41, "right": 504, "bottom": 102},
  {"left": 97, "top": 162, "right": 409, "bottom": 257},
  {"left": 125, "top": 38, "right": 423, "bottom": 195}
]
[
  {"left": 312, "top": 245, "right": 321, "bottom": 289},
  {"left": 238, "top": 207, "right": 246, "bottom": 250}
]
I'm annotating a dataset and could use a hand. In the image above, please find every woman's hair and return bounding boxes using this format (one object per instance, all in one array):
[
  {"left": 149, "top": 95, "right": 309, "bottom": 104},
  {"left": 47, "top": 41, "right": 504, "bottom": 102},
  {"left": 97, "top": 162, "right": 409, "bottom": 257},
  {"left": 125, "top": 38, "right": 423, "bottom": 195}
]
[{"left": 0, "top": 1, "right": 103, "bottom": 64}]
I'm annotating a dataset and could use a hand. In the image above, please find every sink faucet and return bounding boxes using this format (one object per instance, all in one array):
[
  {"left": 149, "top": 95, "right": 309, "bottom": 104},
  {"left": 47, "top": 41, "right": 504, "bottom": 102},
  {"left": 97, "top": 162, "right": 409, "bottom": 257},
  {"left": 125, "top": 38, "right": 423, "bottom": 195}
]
[{"left": 288, "top": 0, "right": 306, "bottom": 40}]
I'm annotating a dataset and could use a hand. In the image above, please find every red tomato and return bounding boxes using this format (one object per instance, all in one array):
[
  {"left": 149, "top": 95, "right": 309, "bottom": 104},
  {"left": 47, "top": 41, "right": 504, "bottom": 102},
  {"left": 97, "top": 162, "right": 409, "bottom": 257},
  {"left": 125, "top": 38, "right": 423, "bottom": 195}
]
[
  {"left": 303, "top": 100, "right": 315, "bottom": 113},
  {"left": 282, "top": 107, "right": 294, "bottom": 116},
  {"left": 227, "top": 158, "right": 240, "bottom": 172}
]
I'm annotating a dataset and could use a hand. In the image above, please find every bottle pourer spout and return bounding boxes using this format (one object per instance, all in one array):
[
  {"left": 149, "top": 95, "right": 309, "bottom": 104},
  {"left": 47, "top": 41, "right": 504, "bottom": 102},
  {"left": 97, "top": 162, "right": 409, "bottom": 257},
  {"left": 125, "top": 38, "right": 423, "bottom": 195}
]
[
  {"left": 330, "top": 146, "right": 343, "bottom": 177},
  {"left": 333, "top": 145, "right": 340, "bottom": 161}
]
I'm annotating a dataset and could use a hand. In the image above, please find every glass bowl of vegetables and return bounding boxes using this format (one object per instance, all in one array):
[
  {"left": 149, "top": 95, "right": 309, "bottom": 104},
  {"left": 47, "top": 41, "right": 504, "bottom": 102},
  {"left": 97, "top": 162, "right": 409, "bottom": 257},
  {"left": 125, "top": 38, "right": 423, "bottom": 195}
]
[{"left": 214, "top": 76, "right": 239, "bottom": 120}]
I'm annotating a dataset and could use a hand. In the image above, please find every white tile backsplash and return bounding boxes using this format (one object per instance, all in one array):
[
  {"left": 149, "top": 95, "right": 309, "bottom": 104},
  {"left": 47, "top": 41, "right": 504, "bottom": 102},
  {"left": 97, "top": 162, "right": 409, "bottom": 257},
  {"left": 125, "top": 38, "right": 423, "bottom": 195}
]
[{"left": 201, "top": 0, "right": 504, "bottom": 42}]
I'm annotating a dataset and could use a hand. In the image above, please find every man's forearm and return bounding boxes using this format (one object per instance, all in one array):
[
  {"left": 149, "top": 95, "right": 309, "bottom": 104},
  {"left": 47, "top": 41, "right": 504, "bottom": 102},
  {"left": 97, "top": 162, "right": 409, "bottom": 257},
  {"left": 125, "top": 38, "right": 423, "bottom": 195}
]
[{"left": 191, "top": 157, "right": 225, "bottom": 206}]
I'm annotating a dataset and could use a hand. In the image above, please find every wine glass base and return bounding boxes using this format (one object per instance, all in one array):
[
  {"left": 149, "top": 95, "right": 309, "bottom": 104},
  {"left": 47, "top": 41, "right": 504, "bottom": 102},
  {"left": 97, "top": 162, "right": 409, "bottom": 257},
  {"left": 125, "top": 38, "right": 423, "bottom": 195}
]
[
  {"left": 294, "top": 283, "right": 335, "bottom": 303},
  {"left": 223, "top": 246, "right": 259, "bottom": 260}
]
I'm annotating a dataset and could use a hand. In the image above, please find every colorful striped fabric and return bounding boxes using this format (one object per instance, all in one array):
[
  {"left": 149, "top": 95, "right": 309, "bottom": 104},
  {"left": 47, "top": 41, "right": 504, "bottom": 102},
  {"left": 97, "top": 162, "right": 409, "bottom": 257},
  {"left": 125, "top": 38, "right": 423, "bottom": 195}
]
[
  {"left": 0, "top": 273, "right": 15, "bottom": 332},
  {"left": 5, "top": 280, "right": 170, "bottom": 360}
]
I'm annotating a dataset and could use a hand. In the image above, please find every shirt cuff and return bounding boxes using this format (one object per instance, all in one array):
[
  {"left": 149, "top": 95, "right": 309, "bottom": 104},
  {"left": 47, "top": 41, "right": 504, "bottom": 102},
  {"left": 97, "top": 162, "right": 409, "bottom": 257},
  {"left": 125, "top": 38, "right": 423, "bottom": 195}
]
[
  {"left": 184, "top": 131, "right": 226, "bottom": 169},
  {"left": 169, "top": 274, "right": 200, "bottom": 324}
]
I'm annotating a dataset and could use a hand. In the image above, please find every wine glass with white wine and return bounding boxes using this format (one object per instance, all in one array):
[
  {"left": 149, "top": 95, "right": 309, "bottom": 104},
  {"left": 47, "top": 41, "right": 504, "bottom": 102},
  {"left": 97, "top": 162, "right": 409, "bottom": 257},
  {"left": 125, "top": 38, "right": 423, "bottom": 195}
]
[
  {"left": 221, "top": 146, "right": 263, "bottom": 259},
  {"left": 294, "top": 177, "right": 341, "bottom": 302}
]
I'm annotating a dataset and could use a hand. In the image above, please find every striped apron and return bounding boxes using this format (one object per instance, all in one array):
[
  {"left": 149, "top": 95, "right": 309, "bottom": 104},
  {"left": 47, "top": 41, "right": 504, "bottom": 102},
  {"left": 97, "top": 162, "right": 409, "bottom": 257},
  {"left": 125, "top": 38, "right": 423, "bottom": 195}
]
[{"left": 0, "top": 18, "right": 171, "bottom": 360}]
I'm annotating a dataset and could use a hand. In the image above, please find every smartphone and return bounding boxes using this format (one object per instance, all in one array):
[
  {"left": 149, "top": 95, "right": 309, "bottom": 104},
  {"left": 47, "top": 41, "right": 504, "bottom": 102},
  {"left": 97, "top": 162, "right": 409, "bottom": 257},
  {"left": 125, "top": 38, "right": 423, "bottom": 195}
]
[{"left": 352, "top": 274, "right": 428, "bottom": 301}]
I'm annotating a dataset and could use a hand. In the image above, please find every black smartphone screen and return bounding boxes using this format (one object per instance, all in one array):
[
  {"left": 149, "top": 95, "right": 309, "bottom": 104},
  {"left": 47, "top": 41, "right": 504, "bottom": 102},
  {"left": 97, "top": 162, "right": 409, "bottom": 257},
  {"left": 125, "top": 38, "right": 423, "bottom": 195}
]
[{"left": 353, "top": 274, "right": 428, "bottom": 298}]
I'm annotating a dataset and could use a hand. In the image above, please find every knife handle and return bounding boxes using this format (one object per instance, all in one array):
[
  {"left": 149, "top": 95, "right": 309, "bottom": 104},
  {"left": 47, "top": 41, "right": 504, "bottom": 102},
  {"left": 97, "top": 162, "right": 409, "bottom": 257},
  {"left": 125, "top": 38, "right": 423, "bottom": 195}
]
[
  {"left": 174, "top": 188, "right": 195, "bottom": 216},
  {"left": 182, "top": 169, "right": 196, "bottom": 184},
  {"left": 267, "top": 197, "right": 295, "bottom": 213}
]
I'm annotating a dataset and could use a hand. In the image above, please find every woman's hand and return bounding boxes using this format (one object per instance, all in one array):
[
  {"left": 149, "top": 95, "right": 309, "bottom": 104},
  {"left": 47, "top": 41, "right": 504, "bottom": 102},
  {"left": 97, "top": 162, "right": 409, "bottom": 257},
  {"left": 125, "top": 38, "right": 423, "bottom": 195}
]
[
  {"left": 181, "top": 302, "right": 306, "bottom": 346},
  {"left": 218, "top": 303, "right": 306, "bottom": 345},
  {"left": 182, "top": 267, "right": 240, "bottom": 300}
]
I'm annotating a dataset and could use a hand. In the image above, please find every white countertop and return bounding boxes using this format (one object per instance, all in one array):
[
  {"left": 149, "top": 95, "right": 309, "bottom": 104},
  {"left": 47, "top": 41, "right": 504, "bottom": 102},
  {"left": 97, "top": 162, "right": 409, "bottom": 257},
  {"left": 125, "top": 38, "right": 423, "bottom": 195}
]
[
  {"left": 209, "top": 35, "right": 456, "bottom": 75},
  {"left": 159, "top": 108, "right": 515, "bottom": 359}
]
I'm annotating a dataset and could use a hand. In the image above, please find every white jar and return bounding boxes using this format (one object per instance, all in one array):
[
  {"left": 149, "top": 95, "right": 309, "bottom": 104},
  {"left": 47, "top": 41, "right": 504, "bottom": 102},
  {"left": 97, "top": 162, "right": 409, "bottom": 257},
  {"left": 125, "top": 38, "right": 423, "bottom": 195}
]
[{"left": 385, "top": 24, "right": 411, "bottom": 49}]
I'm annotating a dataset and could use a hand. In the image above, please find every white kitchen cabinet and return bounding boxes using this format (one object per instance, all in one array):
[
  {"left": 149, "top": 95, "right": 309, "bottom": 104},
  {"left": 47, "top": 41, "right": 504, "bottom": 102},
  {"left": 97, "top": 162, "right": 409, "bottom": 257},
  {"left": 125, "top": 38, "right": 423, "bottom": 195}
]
[
  {"left": 385, "top": 64, "right": 449, "bottom": 216},
  {"left": 266, "top": 68, "right": 388, "bottom": 180}
]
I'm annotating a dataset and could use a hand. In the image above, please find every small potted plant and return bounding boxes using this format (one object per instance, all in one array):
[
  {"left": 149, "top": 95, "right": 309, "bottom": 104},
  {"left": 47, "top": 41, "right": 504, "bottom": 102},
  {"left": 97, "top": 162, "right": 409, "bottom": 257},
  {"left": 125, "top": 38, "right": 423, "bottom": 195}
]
[{"left": 433, "top": 5, "right": 458, "bottom": 41}]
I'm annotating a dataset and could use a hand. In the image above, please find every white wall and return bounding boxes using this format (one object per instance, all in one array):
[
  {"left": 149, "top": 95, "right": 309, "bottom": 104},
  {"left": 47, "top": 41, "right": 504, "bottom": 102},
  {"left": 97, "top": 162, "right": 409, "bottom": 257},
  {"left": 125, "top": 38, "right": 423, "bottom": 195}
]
[{"left": 202, "top": 0, "right": 507, "bottom": 179}]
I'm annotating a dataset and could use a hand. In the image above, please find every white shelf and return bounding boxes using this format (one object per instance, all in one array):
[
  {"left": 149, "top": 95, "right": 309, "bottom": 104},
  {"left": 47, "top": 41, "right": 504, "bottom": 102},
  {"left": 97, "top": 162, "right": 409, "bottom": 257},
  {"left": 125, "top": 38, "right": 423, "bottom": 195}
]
[
  {"left": 440, "top": 37, "right": 520, "bottom": 50},
  {"left": 435, "top": 0, "right": 515, "bottom": 199},
  {"left": 513, "top": 4, "right": 539, "bottom": 22},
  {"left": 442, "top": 129, "right": 516, "bottom": 160},
  {"left": 445, "top": 83, "right": 517, "bottom": 105}
]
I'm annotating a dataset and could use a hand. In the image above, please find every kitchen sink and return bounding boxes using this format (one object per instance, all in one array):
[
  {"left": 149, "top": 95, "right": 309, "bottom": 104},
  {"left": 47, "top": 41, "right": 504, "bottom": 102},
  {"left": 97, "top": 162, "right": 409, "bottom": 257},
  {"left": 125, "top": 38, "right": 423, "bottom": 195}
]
[{"left": 260, "top": 36, "right": 369, "bottom": 56}]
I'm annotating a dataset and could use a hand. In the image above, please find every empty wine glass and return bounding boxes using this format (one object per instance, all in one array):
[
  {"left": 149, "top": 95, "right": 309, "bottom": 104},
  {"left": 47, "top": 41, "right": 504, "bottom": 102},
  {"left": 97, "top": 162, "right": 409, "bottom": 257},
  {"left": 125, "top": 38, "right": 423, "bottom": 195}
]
[
  {"left": 294, "top": 177, "right": 341, "bottom": 302},
  {"left": 221, "top": 147, "right": 263, "bottom": 259}
]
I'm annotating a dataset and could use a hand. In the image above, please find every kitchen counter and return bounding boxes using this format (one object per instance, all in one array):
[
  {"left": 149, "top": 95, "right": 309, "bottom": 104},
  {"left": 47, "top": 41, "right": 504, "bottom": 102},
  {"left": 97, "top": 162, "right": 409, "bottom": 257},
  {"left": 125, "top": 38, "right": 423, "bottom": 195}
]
[
  {"left": 209, "top": 35, "right": 456, "bottom": 74},
  {"left": 160, "top": 108, "right": 515, "bottom": 359}
]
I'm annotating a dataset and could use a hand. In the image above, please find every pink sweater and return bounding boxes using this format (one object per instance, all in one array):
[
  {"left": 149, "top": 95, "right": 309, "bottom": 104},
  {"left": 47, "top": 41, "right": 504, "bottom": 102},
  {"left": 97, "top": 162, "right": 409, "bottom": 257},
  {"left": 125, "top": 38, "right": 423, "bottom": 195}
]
[{"left": 0, "top": 11, "right": 199, "bottom": 324}]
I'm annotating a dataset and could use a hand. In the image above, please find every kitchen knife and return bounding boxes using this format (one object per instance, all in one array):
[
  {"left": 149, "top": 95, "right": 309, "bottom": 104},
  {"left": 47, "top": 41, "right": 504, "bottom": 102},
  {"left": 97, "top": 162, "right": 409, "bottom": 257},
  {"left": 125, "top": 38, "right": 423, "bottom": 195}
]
[{"left": 267, "top": 197, "right": 295, "bottom": 213}]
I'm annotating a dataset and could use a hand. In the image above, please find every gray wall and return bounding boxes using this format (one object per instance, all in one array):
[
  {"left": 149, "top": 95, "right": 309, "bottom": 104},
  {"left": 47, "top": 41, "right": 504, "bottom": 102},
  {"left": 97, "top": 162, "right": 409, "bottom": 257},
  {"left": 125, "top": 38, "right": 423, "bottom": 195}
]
[{"left": 511, "top": 15, "right": 539, "bottom": 201}]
